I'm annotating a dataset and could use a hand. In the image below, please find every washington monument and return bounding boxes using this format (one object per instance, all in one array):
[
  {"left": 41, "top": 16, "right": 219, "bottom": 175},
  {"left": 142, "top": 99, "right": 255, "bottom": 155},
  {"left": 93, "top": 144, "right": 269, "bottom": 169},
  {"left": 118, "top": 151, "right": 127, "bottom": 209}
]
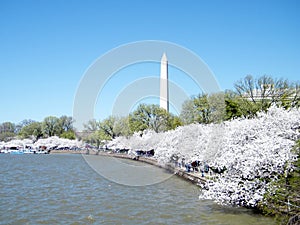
[{"left": 160, "top": 53, "right": 169, "bottom": 112}]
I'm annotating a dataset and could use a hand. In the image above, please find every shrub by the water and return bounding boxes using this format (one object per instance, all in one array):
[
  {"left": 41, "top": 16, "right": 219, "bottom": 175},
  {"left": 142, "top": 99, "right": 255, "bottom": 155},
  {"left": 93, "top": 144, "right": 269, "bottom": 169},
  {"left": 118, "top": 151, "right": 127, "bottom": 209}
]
[{"left": 258, "top": 140, "right": 300, "bottom": 224}]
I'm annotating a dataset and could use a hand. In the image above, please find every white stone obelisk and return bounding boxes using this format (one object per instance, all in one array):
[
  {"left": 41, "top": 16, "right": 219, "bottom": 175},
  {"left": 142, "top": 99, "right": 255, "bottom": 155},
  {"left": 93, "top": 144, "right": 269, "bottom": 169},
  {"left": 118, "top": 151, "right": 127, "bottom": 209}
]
[{"left": 160, "top": 53, "right": 169, "bottom": 112}]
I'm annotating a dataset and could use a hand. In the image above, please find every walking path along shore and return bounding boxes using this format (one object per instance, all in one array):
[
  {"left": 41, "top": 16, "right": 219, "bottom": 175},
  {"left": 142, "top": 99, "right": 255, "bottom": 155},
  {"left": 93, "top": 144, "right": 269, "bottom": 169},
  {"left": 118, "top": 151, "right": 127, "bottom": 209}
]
[{"left": 50, "top": 149, "right": 207, "bottom": 186}]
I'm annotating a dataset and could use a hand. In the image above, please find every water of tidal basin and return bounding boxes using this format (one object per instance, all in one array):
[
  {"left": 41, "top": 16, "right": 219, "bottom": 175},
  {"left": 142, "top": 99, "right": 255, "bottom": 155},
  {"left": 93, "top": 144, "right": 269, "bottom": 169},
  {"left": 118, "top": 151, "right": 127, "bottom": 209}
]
[{"left": 0, "top": 154, "right": 275, "bottom": 225}]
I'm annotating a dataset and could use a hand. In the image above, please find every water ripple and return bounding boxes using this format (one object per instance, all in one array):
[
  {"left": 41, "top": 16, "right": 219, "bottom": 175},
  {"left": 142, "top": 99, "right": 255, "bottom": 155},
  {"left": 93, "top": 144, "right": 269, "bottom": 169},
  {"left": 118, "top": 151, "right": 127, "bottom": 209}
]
[{"left": 0, "top": 154, "right": 275, "bottom": 225}]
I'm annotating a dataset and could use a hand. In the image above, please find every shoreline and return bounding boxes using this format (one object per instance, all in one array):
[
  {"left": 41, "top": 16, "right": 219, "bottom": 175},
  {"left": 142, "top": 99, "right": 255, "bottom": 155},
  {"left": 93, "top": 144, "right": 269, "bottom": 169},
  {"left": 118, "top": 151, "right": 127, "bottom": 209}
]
[
  {"left": 50, "top": 149, "right": 207, "bottom": 186},
  {"left": 49, "top": 149, "right": 298, "bottom": 224}
]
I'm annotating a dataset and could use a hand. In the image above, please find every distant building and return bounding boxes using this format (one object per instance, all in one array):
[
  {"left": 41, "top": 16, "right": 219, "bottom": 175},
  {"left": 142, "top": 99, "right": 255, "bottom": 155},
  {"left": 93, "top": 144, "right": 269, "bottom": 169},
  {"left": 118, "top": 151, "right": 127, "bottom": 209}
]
[{"left": 242, "top": 84, "right": 297, "bottom": 102}]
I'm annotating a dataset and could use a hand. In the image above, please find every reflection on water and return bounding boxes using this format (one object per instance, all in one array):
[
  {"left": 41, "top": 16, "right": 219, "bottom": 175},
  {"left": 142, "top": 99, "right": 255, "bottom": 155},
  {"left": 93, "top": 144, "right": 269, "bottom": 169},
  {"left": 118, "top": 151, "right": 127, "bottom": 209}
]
[
  {"left": 0, "top": 154, "right": 275, "bottom": 225},
  {"left": 82, "top": 154, "right": 175, "bottom": 186}
]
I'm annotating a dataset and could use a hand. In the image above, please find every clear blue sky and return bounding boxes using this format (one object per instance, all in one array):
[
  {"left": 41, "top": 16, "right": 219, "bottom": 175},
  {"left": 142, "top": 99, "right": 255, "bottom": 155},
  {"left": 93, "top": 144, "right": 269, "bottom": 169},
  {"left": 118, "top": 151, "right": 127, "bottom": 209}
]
[{"left": 1, "top": 0, "right": 299, "bottom": 124}]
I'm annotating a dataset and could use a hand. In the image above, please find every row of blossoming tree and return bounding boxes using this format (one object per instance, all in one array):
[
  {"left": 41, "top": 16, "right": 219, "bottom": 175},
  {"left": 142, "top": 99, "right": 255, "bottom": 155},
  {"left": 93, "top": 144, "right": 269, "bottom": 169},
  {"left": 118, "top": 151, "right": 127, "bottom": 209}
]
[
  {"left": 81, "top": 75, "right": 299, "bottom": 147},
  {"left": 0, "top": 116, "right": 75, "bottom": 142},
  {"left": 1, "top": 75, "right": 299, "bottom": 144}
]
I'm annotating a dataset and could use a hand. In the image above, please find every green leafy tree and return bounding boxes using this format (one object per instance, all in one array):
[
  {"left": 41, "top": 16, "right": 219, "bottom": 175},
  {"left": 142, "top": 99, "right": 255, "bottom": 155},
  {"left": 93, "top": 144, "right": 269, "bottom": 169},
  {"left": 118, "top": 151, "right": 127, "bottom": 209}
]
[
  {"left": 60, "top": 130, "right": 76, "bottom": 140},
  {"left": 99, "top": 116, "right": 118, "bottom": 139},
  {"left": 19, "top": 121, "right": 43, "bottom": 140},
  {"left": 207, "top": 92, "right": 226, "bottom": 123},
  {"left": 82, "top": 119, "right": 102, "bottom": 147},
  {"left": 99, "top": 116, "right": 132, "bottom": 140},
  {"left": 113, "top": 116, "right": 132, "bottom": 137},
  {"left": 83, "top": 119, "right": 100, "bottom": 132},
  {"left": 181, "top": 93, "right": 225, "bottom": 124},
  {"left": 83, "top": 131, "right": 101, "bottom": 147},
  {"left": 193, "top": 93, "right": 211, "bottom": 124},
  {"left": 290, "top": 81, "right": 300, "bottom": 108},
  {"left": 166, "top": 114, "right": 183, "bottom": 130},
  {"left": 57, "top": 116, "right": 75, "bottom": 140},
  {"left": 224, "top": 90, "right": 257, "bottom": 120},
  {"left": 129, "top": 104, "right": 180, "bottom": 133},
  {"left": 180, "top": 99, "right": 198, "bottom": 125},
  {"left": 0, "top": 122, "right": 15, "bottom": 133},
  {"left": 15, "top": 119, "right": 35, "bottom": 134},
  {"left": 59, "top": 116, "right": 74, "bottom": 132},
  {"left": 0, "top": 122, "right": 16, "bottom": 141},
  {"left": 42, "top": 116, "right": 61, "bottom": 137}
]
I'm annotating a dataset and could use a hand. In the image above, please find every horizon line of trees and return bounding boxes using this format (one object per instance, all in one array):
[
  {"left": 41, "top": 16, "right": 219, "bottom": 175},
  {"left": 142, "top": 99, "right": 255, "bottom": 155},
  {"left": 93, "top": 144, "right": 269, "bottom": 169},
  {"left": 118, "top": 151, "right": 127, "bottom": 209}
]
[
  {"left": 1, "top": 75, "right": 299, "bottom": 144},
  {"left": 0, "top": 116, "right": 75, "bottom": 142}
]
